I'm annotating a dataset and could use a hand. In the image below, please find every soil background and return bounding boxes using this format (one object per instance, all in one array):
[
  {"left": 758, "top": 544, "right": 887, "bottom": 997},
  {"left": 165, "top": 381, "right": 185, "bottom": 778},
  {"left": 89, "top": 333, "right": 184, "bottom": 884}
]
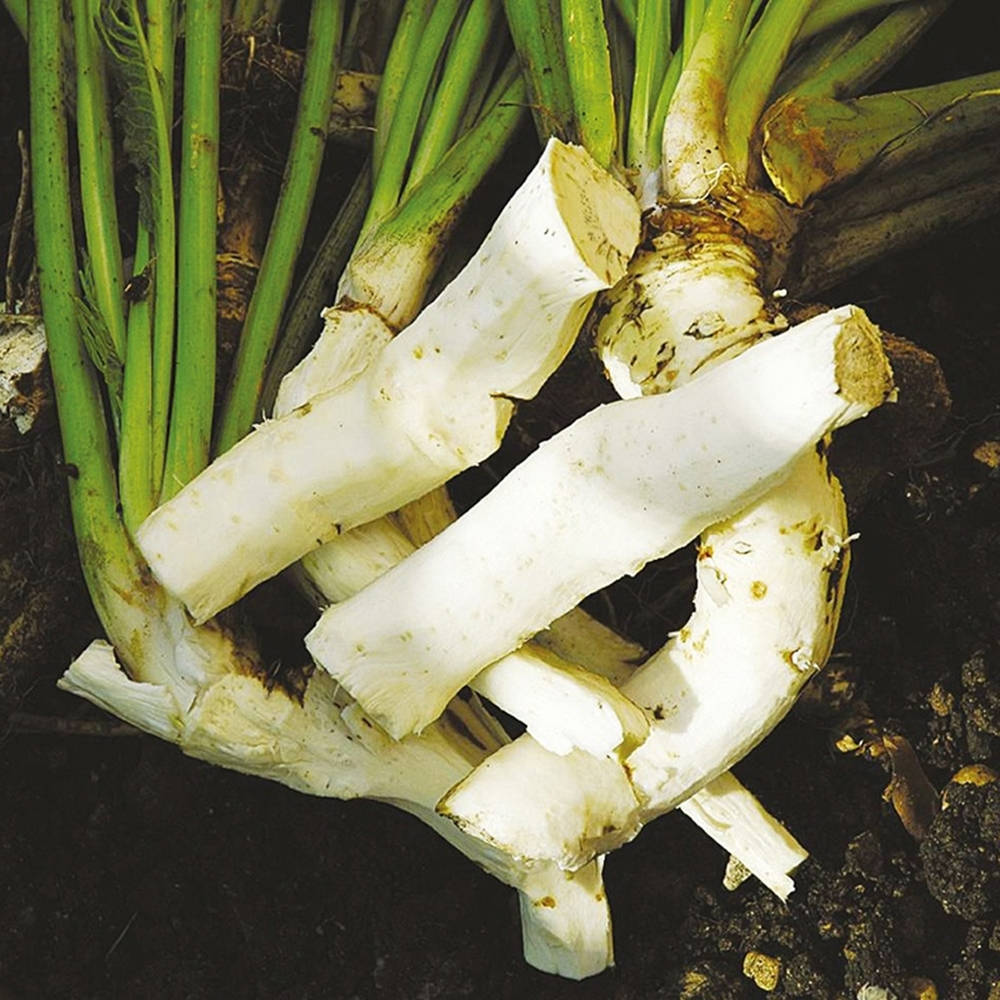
[{"left": 1, "top": 6, "right": 999, "bottom": 999}]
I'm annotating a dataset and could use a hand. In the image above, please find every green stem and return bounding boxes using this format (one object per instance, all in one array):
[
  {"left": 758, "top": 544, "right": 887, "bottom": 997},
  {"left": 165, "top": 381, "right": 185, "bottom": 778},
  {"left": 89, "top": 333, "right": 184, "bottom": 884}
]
[
  {"left": 29, "top": 0, "right": 138, "bottom": 629},
  {"left": 454, "top": 28, "right": 505, "bottom": 135},
  {"left": 561, "top": 0, "right": 617, "bottom": 168},
  {"left": 407, "top": 0, "right": 502, "bottom": 190},
  {"left": 215, "top": 0, "right": 344, "bottom": 454},
  {"left": 502, "top": 0, "right": 576, "bottom": 143},
  {"left": 762, "top": 69, "right": 1000, "bottom": 206},
  {"left": 342, "top": 0, "right": 406, "bottom": 71},
  {"left": 139, "top": 0, "right": 177, "bottom": 501},
  {"left": 360, "top": 0, "right": 464, "bottom": 240},
  {"left": 815, "top": 134, "right": 1000, "bottom": 225},
  {"left": 646, "top": 47, "right": 682, "bottom": 174},
  {"left": 72, "top": 0, "right": 127, "bottom": 360},
  {"left": 372, "top": 0, "right": 431, "bottom": 174},
  {"left": 739, "top": 0, "right": 768, "bottom": 43},
  {"left": 161, "top": 0, "right": 222, "bottom": 498},
  {"left": 626, "top": 0, "right": 671, "bottom": 170},
  {"left": 261, "top": 163, "right": 371, "bottom": 413},
  {"left": 661, "top": 0, "right": 752, "bottom": 201},
  {"left": 608, "top": 3, "right": 632, "bottom": 166},
  {"left": 725, "top": 0, "right": 815, "bottom": 177},
  {"left": 611, "top": 0, "right": 636, "bottom": 33},
  {"left": 680, "top": 0, "right": 705, "bottom": 68},
  {"left": 788, "top": 0, "right": 951, "bottom": 100},
  {"left": 119, "top": 231, "right": 154, "bottom": 533},
  {"left": 146, "top": 0, "right": 176, "bottom": 110},
  {"left": 773, "top": 15, "right": 868, "bottom": 97},
  {"left": 229, "top": 0, "right": 263, "bottom": 32},
  {"left": 117, "top": 0, "right": 175, "bottom": 526},
  {"left": 342, "top": 68, "right": 526, "bottom": 327},
  {"left": 793, "top": 171, "right": 1000, "bottom": 295}
]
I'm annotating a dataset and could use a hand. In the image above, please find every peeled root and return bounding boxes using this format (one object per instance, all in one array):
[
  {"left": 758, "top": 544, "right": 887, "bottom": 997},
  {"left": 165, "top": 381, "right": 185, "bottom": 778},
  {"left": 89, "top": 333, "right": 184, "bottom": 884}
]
[
  {"left": 277, "top": 247, "right": 648, "bottom": 759},
  {"left": 300, "top": 508, "right": 649, "bottom": 756},
  {"left": 439, "top": 208, "right": 890, "bottom": 871},
  {"left": 60, "top": 640, "right": 615, "bottom": 979},
  {"left": 678, "top": 771, "right": 808, "bottom": 902},
  {"left": 307, "top": 307, "right": 892, "bottom": 740},
  {"left": 136, "top": 138, "right": 639, "bottom": 623}
]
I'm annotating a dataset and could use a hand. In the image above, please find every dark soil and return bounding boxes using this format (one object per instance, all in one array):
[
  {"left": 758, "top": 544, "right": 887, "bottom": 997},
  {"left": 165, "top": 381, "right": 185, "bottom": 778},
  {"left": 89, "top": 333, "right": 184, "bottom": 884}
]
[{"left": 2, "top": 8, "right": 999, "bottom": 1000}]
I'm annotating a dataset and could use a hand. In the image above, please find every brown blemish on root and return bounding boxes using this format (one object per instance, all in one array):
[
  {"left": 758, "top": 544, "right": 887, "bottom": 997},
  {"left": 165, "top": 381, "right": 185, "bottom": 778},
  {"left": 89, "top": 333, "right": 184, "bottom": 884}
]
[
  {"left": 534, "top": 896, "right": 557, "bottom": 909},
  {"left": 750, "top": 580, "right": 768, "bottom": 599}
]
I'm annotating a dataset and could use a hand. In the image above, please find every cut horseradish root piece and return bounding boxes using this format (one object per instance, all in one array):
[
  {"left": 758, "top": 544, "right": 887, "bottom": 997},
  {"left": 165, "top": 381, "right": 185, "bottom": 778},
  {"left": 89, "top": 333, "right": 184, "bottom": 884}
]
[
  {"left": 440, "top": 740, "right": 809, "bottom": 893},
  {"left": 678, "top": 772, "right": 808, "bottom": 902},
  {"left": 59, "top": 640, "right": 616, "bottom": 980},
  {"left": 297, "top": 506, "right": 649, "bottom": 757},
  {"left": 135, "top": 138, "right": 639, "bottom": 623},
  {"left": 306, "top": 306, "right": 894, "bottom": 739},
  {"left": 278, "top": 306, "right": 649, "bottom": 758}
]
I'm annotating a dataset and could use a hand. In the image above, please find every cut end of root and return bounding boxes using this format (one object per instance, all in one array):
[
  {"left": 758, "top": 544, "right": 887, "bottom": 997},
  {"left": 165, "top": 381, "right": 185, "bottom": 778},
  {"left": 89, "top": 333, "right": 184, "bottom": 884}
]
[
  {"left": 547, "top": 139, "right": 640, "bottom": 288},
  {"left": 832, "top": 307, "right": 896, "bottom": 412}
]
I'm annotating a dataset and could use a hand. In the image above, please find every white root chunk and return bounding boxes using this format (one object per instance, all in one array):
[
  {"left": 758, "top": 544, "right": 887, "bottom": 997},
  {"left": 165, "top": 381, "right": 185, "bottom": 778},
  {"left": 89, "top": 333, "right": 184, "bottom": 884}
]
[
  {"left": 517, "top": 857, "right": 614, "bottom": 979},
  {"left": 60, "top": 641, "right": 614, "bottom": 979},
  {"left": 300, "top": 511, "right": 648, "bottom": 757},
  {"left": 278, "top": 297, "right": 648, "bottom": 757},
  {"left": 136, "top": 138, "right": 639, "bottom": 623},
  {"left": 478, "top": 613, "right": 809, "bottom": 895},
  {"left": 274, "top": 303, "right": 394, "bottom": 415},
  {"left": 60, "top": 640, "right": 182, "bottom": 741},
  {"left": 471, "top": 645, "right": 648, "bottom": 757},
  {"left": 679, "top": 772, "right": 808, "bottom": 902},
  {"left": 307, "top": 307, "right": 893, "bottom": 739},
  {"left": 438, "top": 739, "right": 642, "bottom": 869},
  {"left": 275, "top": 253, "right": 647, "bottom": 757},
  {"left": 621, "top": 447, "right": 853, "bottom": 812},
  {"left": 535, "top": 607, "right": 646, "bottom": 687}
]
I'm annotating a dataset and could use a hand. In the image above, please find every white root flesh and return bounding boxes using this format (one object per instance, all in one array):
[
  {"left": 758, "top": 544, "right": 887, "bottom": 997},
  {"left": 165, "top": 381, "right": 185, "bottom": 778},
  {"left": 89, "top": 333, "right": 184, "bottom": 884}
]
[
  {"left": 274, "top": 302, "right": 394, "bottom": 415},
  {"left": 55, "top": 139, "right": 647, "bottom": 979},
  {"left": 620, "top": 447, "right": 852, "bottom": 811},
  {"left": 512, "top": 612, "right": 811, "bottom": 895},
  {"left": 439, "top": 740, "right": 642, "bottom": 867},
  {"left": 535, "top": 607, "right": 646, "bottom": 688},
  {"left": 306, "top": 307, "right": 893, "bottom": 740},
  {"left": 678, "top": 771, "right": 807, "bottom": 902},
  {"left": 59, "top": 641, "right": 615, "bottom": 980},
  {"left": 299, "top": 510, "right": 648, "bottom": 757},
  {"left": 438, "top": 217, "right": 891, "bottom": 871},
  {"left": 269, "top": 221, "right": 804, "bottom": 882},
  {"left": 288, "top": 386, "right": 801, "bottom": 890},
  {"left": 136, "top": 138, "right": 639, "bottom": 623},
  {"left": 279, "top": 301, "right": 648, "bottom": 758}
]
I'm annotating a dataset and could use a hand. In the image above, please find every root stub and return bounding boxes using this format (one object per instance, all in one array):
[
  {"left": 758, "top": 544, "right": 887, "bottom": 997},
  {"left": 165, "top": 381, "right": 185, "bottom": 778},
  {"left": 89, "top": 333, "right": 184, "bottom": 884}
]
[{"left": 831, "top": 307, "right": 896, "bottom": 411}]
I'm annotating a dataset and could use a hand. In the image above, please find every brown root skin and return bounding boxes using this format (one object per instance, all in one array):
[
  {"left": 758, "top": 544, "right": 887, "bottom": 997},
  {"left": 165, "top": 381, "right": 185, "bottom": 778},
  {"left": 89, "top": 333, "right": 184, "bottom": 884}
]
[
  {"left": 645, "top": 182, "right": 800, "bottom": 290},
  {"left": 216, "top": 252, "right": 260, "bottom": 398},
  {"left": 597, "top": 191, "right": 793, "bottom": 398}
]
